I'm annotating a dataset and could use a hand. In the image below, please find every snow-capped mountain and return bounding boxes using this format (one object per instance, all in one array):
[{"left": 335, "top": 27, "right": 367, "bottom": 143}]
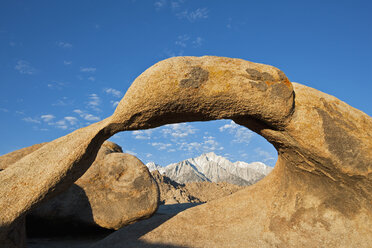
[
  {"left": 146, "top": 152, "right": 272, "bottom": 186},
  {"left": 146, "top": 162, "right": 165, "bottom": 174}
]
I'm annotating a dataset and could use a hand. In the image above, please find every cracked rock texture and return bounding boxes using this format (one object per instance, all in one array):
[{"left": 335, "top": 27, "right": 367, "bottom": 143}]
[{"left": 0, "top": 56, "right": 371, "bottom": 247}]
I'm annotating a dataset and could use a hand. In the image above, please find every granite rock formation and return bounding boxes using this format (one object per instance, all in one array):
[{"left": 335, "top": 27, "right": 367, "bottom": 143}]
[
  {"left": 1, "top": 56, "right": 371, "bottom": 247},
  {"left": 27, "top": 141, "right": 159, "bottom": 231},
  {"left": 0, "top": 140, "right": 159, "bottom": 246},
  {"left": 151, "top": 170, "right": 243, "bottom": 204},
  {"left": 0, "top": 143, "right": 46, "bottom": 171}
]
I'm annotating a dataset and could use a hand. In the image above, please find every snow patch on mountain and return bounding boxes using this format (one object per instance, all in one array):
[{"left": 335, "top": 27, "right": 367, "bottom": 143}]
[{"left": 146, "top": 152, "right": 272, "bottom": 186}]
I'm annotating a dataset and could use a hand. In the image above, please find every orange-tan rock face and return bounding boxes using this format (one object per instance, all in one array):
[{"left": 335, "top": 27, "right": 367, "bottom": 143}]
[
  {"left": 96, "top": 57, "right": 372, "bottom": 247},
  {"left": 1, "top": 56, "right": 371, "bottom": 247},
  {"left": 0, "top": 143, "right": 46, "bottom": 170},
  {"left": 27, "top": 141, "right": 159, "bottom": 230}
]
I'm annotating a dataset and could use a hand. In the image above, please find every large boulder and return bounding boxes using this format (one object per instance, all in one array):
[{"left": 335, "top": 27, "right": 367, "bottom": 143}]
[
  {"left": 0, "top": 140, "right": 159, "bottom": 247},
  {"left": 1, "top": 56, "right": 371, "bottom": 247},
  {"left": 28, "top": 141, "right": 159, "bottom": 231}
]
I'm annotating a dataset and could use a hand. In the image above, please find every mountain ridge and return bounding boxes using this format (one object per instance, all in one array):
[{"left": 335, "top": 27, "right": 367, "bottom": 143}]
[{"left": 146, "top": 152, "right": 272, "bottom": 186}]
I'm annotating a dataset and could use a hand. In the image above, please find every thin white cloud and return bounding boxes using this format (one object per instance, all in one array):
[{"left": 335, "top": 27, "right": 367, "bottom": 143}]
[
  {"left": 73, "top": 109, "right": 83, "bottom": 115},
  {"left": 43, "top": 116, "right": 79, "bottom": 130},
  {"left": 22, "top": 117, "right": 40, "bottom": 124},
  {"left": 178, "top": 141, "right": 201, "bottom": 152},
  {"left": 111, "top": 100, "right": 120, "bottom": 107},
  {"left": 233, "top": 127, "right": 253, "bottom": 143},
  {"left": 150, "top": 142, "right": 172, "bottom": 150},
  {"left": 202, "top": 136, "right": 223, "bottom": 151},
  {"left": 74, "top": 109, "right": 100, "bottom": 121},
  {"left": 80, "top": 67, "right": 96, "bottom": 73},
  {"left": 47, "top": 80, "right": 66, "bottom": 90},
  {"left": 57, "top": 41, "right": 72, "bottom": 48},
  {"left": 175, "top": 34, "right": 190, "bottom": 47},
  {"left": 133, "top": 130, "right": 153, "bottom": 140},
  {"left": 64, "top": 116, "right": 78, "bottom": 125},
  {"left": 254, "top": 147, "right": 276, "bottom": 163},
  {"left": 177, "top": 136, "right": 223, "bottom": 153},
  {"left": 174, "top": 35, "right": 203, "bottom": 48},
  {"left": 162, "top": 123, "right": 197, "bottom": 139},
  {"left": 192, "top": 37, "right": 203, "bottom": 47},
  {"left": 189, "top": 8, "right": 209, "bottom": 20},
  {"left": 83, "top": 113, "right": 100, "bottom": 121},
  {"left": 41, "top": 114, "right": 55, "bottom": 122},
  {"left": 238, "top": 151, "right": 249, "bottom": 158},
  {"left": 54, "top": 119, "right": 68, "bottom": 129},
  {"left": 177, "top": 8, "right": 209, "bottom": 22},
  {"left": 0, "top": 108, "right": 9, "bottom": 113},
  {"left": 88, "top": 76, "right": 95, "bottom": 81},
  {"left": 63, "top": 60, "right": 72, "bottom": 65},
  {"left": 226, "top": 17, "right": 233, "bottom": 29},
  {"left": 88, "top": 93, "right": 100, "bottom": 106},
  {"left": 170, "top": 0, "right": 184, "bottom": 10},
  {"left": 146, "top": 153, "right": 153, "bottom": 158},
  {"left": 154, "top": 0, "right": 166, "bottom": 9},
  {"left": 15, "top": 60, "right": 36, "bottom": 75},
  {"left": 219, "top": 121, "right": 235, "bottom": 132},
  {"left": 104, "top": 88, "right": 122, "bottom": 98},
  {"left": 52, "top": 97, "right": 73, "bottom": 106},
  {"left": 87, "top": 94, "right": 101, "bottom": 111},
  {"left": 219, "top": 120, "right": 253, "bottom": 144}
]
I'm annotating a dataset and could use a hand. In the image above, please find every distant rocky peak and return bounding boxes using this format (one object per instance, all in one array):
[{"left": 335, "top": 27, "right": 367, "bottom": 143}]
[
  {"left": 146, "top": 162, "right": 165, "bottom": 174},
  {"left": 195, "top": 152, "right": 225, "bottom": 163},
  {"left": 201, "top": 152, "right": 219, "bottom": 159},
  {"left": 146, "top": 152, "right": 272, "bottom": 186}
]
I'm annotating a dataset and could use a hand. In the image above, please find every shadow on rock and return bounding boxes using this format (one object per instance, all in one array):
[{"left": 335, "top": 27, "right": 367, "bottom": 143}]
[
  {"left": 26, "top": 184, "right": 110, "bottom": 237},
  {"left": 90, "top": 203, "right": 202, "bottom": 248}
]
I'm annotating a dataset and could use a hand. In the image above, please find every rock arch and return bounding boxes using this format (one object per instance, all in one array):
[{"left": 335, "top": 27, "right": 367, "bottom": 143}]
[{"left": 0, "top": 56, "right": 371, "bottom": 247}]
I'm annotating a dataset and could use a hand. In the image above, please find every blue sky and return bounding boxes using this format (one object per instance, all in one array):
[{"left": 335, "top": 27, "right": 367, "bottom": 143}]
[{"left": 0, "top": 0, "right": 371, "bottom": 167}]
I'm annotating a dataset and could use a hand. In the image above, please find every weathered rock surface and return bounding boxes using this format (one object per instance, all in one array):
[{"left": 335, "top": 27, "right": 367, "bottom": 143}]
[
  {"left": 151, "top": 170, "right": 199, "bottom": 204},
  {"left": 0, "top": 143, "right": 46, "bottom": 170},
  {"left": 1, "top": 56, "right": 371, "bottom": 247},
  {"left": 183, "top": 181, "right": 244, "bottom": 203},
  {"left": 151, "top": 170, "right": 244, "bottom": 204},
  {"left": 94, "top": 57, "right": 371, "bottom": 247},
  {"left": 27, "top": 141, "right": 159, "bottom": 230}
]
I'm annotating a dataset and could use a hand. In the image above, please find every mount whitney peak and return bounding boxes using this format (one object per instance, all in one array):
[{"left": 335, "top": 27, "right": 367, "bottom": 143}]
[{"left": 146, "top": 152, "right": 272, "bottom": 186}]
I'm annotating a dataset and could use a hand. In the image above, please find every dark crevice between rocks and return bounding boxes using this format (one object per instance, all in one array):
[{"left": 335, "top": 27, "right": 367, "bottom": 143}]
[{"left": 26, "top": 215, "right": 114, "bottom": 238}]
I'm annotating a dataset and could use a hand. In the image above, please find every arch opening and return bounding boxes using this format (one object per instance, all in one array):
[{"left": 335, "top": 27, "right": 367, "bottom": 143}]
[{"left": 110, "top": 119, "right": 277, "bottom": 185}]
